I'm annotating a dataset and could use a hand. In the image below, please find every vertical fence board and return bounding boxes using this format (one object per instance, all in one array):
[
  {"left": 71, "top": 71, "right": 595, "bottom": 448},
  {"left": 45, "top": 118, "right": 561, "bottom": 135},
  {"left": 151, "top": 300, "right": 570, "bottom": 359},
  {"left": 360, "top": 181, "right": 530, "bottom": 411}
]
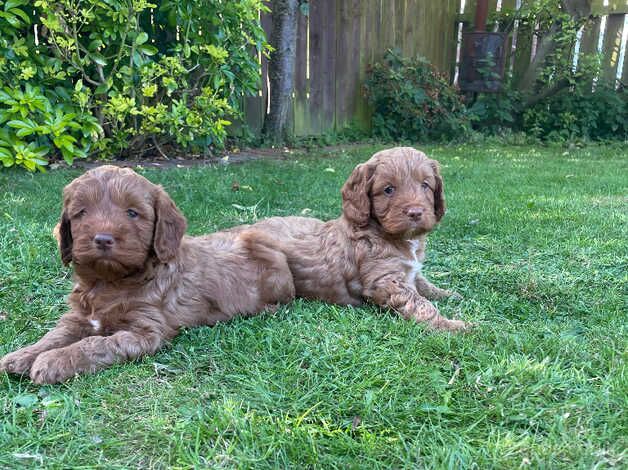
[
  {"left": 424, "top": 1, "right": 436, "bottom": 63},
  {"left": 512, "top": 25, "right": 533, "bottom": 85},
  {"left": 623, "top": 28, "right": 628, "bottom": 84},
  {"left": 367, "top": 0, "right": 380, "bottom": 66},
  {"left": 580, "top": 16, "right": 602, "bottom": 56},
  {"left": 261, "top": 10, "right": 272, "bottom": 120},
  {"left": 293, "top": 7, "right": 308, "bottom": 135},
  {"left": 464, "top": 0, "right": 477, "bottom": 17},
  {"left": 308, "top": 0, "right": 336, "bottom": 135},
  {"left": 335, "top": 0, "right": 363, "bottom": 130},
  {"left": 577, "top": 16, "right": 602, "bottom": 88},
  {"left": 404, "top": 0, "right": 416, "bottom": 58},
  {"left": 371, "top": 0, "right": 383, "bottom": 65},
  {"left": 442, "top": 0, "right": 459, "bottom": 78},
  {"left": 355, "top": 0, "right": 379, "bottom": 131},
  {"left": 395, "top": 0, "right": 407, "bottom": 55},
  {"left": 601, "top": 14, "right": 625, "bottom": 82},
  {"left": 243, "top": 95, "right": 263, "bottom": 134},
  {"left": 500, "top": 0, "right": 517, "bottom": 74},
  {"left": 244, "top": 8, "right": 272, "bottom": 134},
  {"left": 381, "top": 0, "right": 396, "bottom": 54}
]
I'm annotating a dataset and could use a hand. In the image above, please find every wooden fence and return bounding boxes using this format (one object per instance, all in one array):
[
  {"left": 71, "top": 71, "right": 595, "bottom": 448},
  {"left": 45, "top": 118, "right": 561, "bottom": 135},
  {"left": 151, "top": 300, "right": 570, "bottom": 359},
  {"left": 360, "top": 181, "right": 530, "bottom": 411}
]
[
  {"left": 457, "top": 0, "right": 628, "bottom": 88},
  {"left": 244, "top": 0, "right": 461, "bottom": 136},
  {"left": 246, "top": 0, "right": 628, "bottom": 138}
]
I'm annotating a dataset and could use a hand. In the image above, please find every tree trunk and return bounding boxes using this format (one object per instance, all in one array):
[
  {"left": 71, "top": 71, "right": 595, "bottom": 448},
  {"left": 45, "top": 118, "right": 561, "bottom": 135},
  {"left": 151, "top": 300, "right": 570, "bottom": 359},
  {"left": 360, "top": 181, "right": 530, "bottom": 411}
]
[
  {"left": 517, "top": 0, "right": 591, "bottom": 108},
  {"left": 262, "top": 0, "right": 299, "bottom": 144}
]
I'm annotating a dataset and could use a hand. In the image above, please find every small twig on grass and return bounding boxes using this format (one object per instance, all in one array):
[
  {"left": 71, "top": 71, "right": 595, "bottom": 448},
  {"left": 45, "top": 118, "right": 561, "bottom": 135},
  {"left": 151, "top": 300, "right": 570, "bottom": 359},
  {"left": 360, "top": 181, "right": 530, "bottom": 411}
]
[{"left": 448, "top": 360, "right": 461, "bottom": 385}]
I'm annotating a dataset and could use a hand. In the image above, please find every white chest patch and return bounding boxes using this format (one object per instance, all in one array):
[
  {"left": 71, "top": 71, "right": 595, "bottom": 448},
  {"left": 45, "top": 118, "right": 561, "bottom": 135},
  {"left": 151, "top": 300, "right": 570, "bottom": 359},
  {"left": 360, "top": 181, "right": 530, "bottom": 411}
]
[
  {"left": 405, "top": 240, "right": 423, "bottom": 283},
  {"left": 89, "top": 318, "right": 101, "bottom": 331}
]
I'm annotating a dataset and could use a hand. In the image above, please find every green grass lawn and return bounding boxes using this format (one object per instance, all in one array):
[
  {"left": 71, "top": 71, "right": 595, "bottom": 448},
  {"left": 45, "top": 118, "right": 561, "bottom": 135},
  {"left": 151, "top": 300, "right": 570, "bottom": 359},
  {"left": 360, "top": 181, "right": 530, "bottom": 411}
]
[{"left": 0, "top": 143, "right": 626, "bottom": 468}]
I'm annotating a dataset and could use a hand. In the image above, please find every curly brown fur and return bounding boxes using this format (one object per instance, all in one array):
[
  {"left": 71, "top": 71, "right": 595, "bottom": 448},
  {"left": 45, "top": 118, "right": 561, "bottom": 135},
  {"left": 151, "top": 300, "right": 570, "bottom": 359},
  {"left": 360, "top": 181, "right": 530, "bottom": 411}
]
[
  {"left": 241, "top": 147, "right": 470, "bottom": 331},
  {"left": 0, "top": 166, "right": 295, "bottom": 384}
]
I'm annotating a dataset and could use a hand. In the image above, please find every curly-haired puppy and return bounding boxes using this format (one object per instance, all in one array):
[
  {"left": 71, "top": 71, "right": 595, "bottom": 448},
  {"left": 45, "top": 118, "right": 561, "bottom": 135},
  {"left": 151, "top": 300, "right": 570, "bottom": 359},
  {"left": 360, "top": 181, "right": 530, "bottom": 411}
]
[
  {"left": 0, "top": 166, "right": 294, "bottom": 384},
  {"left": 243, "top": 147, "right": 470, "bottom": 331}
]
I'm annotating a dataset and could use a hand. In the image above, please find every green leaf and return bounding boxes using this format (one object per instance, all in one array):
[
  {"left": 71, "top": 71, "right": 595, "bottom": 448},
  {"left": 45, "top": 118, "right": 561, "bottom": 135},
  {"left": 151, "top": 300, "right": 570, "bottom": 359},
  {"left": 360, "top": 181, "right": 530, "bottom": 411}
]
[
  {"left": 132, "top": 50, "right": 144, "bottom": 66},
  {"left": 22, "top": 159, "right": 36, "bottom": 171},
  {"left": 91, "top": 53, "right": 107, "bottom": 66},
  {"left": 54, "top": 86, "right": 71, "bottom": 102},
  {"left": 7, "top": 118, "right": 38, "bottom": 136},
  {"left": 138, "top": 44, "right": 157, "bottom": 56},
  {"left": 60, "top": 147, "right": 74, "bottom": 165},
  {"left": 73, "top": 147, "right": 88, "bottom": 159},
  {"left": 135, "top": 32, "right": 148, "bottom": 45},
  {"left": 88, "top": 39, "right": 103, "bottom": 51},
  {"left": 5, "top": 0, "right": 30, "bottom": 10},
  {"left": 0, "top": 154, "right": 14, "bottom": 167},
  {"left": 14, "top": 393, "right": 38, "bottom": 408},
  {"left": 0, "top": 11, "right": 21, "bottom": 27},
  {"left": 33, "top": 145, "right": 49, "bottom": 158},
  {"left": 9, "top": 7, "right": 30, "bottom": 25},
  {"left": 53, "top": 134, "right": 77, "bottom": 150},
  {"left": 0, "top": 89, "right": 12, "bottom": 102},
  {"left": 94, "top": 82, "right": 110, "bottom": 94}
]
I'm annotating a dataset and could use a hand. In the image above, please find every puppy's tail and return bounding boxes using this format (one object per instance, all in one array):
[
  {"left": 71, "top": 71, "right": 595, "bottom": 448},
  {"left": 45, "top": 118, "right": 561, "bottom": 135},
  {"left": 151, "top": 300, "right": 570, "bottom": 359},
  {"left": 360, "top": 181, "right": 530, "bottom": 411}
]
[{"left": 238, "top": 229, "right": 295, "bottom": 305}]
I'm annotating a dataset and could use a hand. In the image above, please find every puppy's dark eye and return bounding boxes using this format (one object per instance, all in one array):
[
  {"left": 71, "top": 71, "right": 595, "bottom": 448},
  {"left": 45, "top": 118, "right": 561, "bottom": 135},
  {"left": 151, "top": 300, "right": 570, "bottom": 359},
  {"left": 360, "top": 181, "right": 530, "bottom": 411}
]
[
  {"left": 127, "top": 209, "right": 139, "bottom": 219},
  {"left": 384, "top": 185, "right": 395, "bottom": 195},
  {"left": 421, "top": 182, "right": 431, "bottom": 191},
  {"left": 74, "top": 209, "right": 86, "bottom": 218}
]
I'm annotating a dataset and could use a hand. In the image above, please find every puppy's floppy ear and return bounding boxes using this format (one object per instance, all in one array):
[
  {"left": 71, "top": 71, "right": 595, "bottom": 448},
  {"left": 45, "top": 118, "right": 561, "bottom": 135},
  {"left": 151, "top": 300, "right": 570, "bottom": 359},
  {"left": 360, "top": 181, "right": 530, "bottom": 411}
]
[
  {"left": 430, "top": 160, "right": 446, "bottom": 221},
  {"left": 153, "top": 186, "right": 187, "bottom": 263},
  {"left": 58, "top": 211, "right": 73, "bottom": 265},
  {"left": 341, "top": 163, "right": 375, "bottom": 227}
]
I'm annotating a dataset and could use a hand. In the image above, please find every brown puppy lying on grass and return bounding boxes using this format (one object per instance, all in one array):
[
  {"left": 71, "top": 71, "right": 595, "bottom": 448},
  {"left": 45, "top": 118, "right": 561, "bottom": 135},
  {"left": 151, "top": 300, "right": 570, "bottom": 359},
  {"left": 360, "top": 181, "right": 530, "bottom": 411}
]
[
  {"left": 243, "top": 147, "right": 470, "bottom": 331},
  {"left": 0, "top": 166, "right": 295, "bottom": 384}
]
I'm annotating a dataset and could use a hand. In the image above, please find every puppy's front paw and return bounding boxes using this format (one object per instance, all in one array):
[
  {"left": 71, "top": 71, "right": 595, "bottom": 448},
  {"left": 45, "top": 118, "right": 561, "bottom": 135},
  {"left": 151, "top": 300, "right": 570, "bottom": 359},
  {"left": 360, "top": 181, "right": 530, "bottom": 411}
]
[
  {"left": 432, "top": 317, "right": 474, "bottom": 333},
  {"left": 30, "top": 350, "right": 76, "bottom": 384},
  {"left": 445, "top": 290, "right": 463, "bottom": 301},
  {"left": 448, "top": 319, "right": 474, "bottom": 332},
  {"left": 0, "top": 348, "right": 39, "bottom": 376}
]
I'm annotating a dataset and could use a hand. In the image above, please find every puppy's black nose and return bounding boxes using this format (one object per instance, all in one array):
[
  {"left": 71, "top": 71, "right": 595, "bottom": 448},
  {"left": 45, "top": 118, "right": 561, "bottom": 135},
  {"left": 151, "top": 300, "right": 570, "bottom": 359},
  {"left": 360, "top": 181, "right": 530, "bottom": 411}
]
[
  {"left": 94, "top": 233, "right": 115, "bottom": 249},
  {"left": 405, "top": 207, "right": 424, "bottom": 220}
]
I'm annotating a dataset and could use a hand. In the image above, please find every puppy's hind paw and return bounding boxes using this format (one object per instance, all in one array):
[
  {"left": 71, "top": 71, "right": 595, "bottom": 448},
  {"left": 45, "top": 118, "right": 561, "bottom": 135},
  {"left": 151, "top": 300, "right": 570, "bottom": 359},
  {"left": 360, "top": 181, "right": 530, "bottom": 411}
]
[{"left": 262, "top": 303, "right": 282, "bottom": 314}]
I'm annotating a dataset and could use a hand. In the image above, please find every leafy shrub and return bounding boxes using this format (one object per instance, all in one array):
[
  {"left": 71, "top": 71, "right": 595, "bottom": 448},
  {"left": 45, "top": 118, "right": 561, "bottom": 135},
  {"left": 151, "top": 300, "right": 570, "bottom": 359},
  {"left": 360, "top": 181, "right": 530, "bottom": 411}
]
[
  {"left": 0, "top": 84, "right": 101, "bottom": 171},
  {"left": 467, "top": 87, "right": 523, "bottom": 135},
  {"left": 523, "top": 82, "right": 628, "bottom": 142},
  {"left": 0, "top": 0, "right": 268, "bottom": 171},
  {"left": 364, "top": 50, "right": 470, "bottom": 142},
  {"left": 465, "top": 2, "right": 626, "bottom": 143}
]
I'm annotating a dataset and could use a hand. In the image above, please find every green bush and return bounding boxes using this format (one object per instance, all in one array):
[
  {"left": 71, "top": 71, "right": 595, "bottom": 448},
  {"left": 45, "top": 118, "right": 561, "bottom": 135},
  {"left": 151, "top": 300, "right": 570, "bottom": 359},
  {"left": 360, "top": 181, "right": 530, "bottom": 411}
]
[
  {"left": 364, "top": 50, "right": 470, "bottom": 142},
  {"left": 468, "top": 79, "right": 628, "bottom": 143},
  {"left": 467, "top": 86, "right": 523, "bottom": 135},
  {"left": 523, "top": 82, "right": 628, "bottom": 142},
  {"left": 0, "top": 0, "right": 268, "bottom": 171},
  {"left": 0, "top": 84, "right": 101, "bottom": 171}
]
